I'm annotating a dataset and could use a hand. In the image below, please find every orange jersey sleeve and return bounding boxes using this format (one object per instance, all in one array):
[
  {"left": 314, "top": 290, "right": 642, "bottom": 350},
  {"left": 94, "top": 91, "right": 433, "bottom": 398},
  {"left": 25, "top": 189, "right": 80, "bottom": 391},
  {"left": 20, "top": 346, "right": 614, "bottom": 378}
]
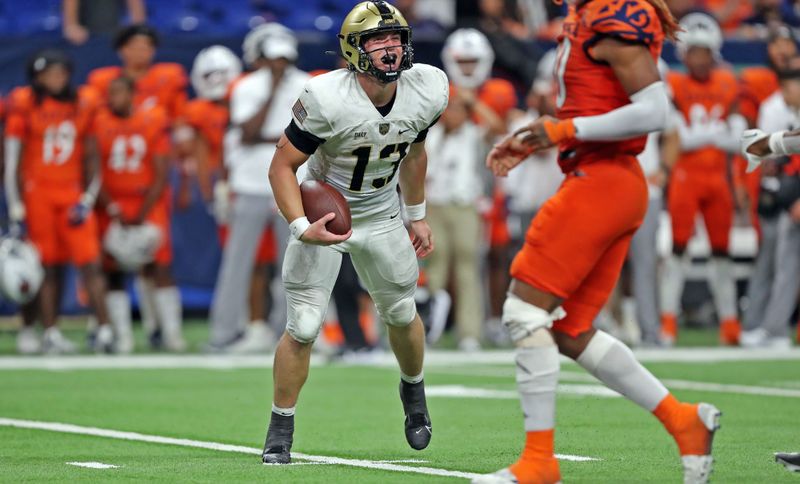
[
  {"left": 181, "top": 99, "right": 228, "bottom": 169},
  {"left": 5, "top": 87, "right": 34, "bottom": 140},
  {"left": 137, "top": 63, "right": 188, "bottom": 121},
  {"left": 739, "top": 67, "right": 779, "bottom": 125},
  {"left": 478, "top": 78, "right": 518, "bottom": 120}
]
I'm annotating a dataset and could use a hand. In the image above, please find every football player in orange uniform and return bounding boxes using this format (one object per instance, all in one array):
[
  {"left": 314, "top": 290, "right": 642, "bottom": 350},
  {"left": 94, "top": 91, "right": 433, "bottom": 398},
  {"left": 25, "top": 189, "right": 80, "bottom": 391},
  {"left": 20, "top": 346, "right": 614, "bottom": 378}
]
[
  {"left": 87, "top": 24, "right": 188, "bottom": 342},
  {"left": 4, "top": 49, "right": 112, "bottom": 353},
  {"left": 90, "top": 76, "right": 185, "bottom": 353},
  {"left": 475, "top": 2, "right": 720, "bottom": 483},
  {"left": 87, "top": 25, "right": 188, "bottom": 120},
  {"left": 660, "top": 13, "right": 746, "bottom": 347}
]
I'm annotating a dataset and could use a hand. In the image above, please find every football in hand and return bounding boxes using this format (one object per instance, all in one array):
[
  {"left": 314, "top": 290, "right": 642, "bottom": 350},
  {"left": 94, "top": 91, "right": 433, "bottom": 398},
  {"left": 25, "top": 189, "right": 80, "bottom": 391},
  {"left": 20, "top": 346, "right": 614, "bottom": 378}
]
[{"left": 299, "top": 180, "right": 352, "bottom": 235}]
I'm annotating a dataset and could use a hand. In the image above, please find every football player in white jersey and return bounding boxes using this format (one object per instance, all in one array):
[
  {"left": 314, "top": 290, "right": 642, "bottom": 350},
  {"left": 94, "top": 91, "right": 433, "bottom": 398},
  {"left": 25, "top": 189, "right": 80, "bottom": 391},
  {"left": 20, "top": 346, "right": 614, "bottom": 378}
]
[{"left": 261, "top": 1, "right": 449, "bottom": 464}]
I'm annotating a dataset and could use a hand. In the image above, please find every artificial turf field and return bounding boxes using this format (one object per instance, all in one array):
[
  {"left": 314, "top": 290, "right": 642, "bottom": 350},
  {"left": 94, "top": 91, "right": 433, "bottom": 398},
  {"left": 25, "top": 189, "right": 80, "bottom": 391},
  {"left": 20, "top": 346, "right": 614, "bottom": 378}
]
[{"left": 1, "top": 323, "right": 799, "bottom": 483}]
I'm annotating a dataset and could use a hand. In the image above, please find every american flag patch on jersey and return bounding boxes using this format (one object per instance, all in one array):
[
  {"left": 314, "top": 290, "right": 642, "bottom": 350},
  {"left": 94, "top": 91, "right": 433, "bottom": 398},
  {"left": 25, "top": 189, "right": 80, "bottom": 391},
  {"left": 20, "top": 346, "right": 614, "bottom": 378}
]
[{"left": 292, "top": 99, "right": 308, "bottom": 124}]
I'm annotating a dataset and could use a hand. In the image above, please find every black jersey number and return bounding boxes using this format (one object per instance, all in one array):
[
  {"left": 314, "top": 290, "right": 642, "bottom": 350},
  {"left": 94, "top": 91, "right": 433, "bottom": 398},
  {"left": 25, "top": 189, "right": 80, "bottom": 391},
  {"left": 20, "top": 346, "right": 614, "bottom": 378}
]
[{"left": 349, "top": 142, "right": 410, "bottom": 191}]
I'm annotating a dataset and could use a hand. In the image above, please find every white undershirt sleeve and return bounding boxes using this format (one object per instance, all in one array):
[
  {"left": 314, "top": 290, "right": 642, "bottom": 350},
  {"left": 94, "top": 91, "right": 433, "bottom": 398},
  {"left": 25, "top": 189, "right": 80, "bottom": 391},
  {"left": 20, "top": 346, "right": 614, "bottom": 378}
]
[{"left": 572, "top": 81, "right": 669, "bottom": 141}]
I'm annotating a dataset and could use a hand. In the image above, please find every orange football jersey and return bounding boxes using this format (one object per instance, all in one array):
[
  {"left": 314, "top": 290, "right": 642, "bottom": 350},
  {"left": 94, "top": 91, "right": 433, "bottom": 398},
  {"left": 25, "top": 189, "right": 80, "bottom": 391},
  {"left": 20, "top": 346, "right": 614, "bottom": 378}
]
[
  {"left": 179, "top": 99, "right": 229, "bottom": 170},
  {"left": 88, "top": 63, "right": 188, "bottom": 120},
  {"left": 555, "top": 0, "right": 664, "bottom": 171},
  {"left": 5, "top": 86, "right": 99, "bottom": 187},
  {"left": 92, "top": 106, "right": 170, "bottom": 196},
  {"left": 668, "top": 69, "right": 739, "bottom": 172},
  {"left": 738, "top": 66, "right": 778, "bottom": 125},
  {"left": 478, "top": 78, "right": 518, "bottom": 120}
]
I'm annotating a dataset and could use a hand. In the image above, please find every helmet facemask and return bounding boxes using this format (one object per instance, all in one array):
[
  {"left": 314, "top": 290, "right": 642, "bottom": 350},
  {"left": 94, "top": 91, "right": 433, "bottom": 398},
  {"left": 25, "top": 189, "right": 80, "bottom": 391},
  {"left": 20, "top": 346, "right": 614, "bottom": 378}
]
[{"left": 349, "top": 27, "right": 413, "bottom": 84}]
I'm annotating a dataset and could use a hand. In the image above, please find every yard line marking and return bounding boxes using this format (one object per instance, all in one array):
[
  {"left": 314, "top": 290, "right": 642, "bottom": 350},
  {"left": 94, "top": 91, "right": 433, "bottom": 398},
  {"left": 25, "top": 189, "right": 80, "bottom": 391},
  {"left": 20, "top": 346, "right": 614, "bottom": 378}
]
[
  {"left": 427, "top": 384, "right": 619, "bottom": 400},
  {"left": 0, "top": 418, "right": 482, "bottom": 480},
  {"left": 66, "top": 461, "right": 119, "bottom": 469},
  {"left": 0, "top": 347, "right": 798, "bottom": 371},
  {"left": 0, "top": 417, "right": 599, "bottom": 474},
  {"left": 428, "top": 369, "right": 800, "bottom": 398}
]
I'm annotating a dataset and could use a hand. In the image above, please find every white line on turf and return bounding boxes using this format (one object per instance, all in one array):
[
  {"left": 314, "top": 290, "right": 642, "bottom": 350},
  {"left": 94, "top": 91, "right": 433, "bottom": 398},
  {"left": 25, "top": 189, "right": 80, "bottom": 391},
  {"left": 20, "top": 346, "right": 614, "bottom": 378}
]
[
  {"left": 66, "top": 461, "right": 120, "bottom": 469},
  {"left": 427, "top": 384, "right": 620, "bottom": 400},
  {"left": 0, "top": 347, "right": 798, "bottom": 371},
  {"left": 0, "top": 417, "right": 596, "bottom": 479}
]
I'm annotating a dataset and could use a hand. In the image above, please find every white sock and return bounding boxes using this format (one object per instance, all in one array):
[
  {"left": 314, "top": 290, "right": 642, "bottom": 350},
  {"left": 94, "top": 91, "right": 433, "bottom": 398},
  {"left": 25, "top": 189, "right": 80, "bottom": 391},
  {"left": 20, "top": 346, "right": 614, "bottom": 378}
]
[
  {"left": 272, "top": 404, "right": 296, "bottom": 417},
  {"left": 709, "top": 256, "right": 737, "bottom": 321},
  {"left": 135, "top": 276, "right": 158, "bottom": 334},
  {"left": 660, "top": 253, "right": 686, "bottom": 316},
  {"left": 577, "top": 330, "right": 668, "bottom": 411},
  {"left": 516, "top": 344, "right": 559, "bottom": 431},
  {"left": 106, "top": 290, "right": 132, "bottom": 339},
  {"left": 154, "top": 286, "right": 183, "bottom": 342},
  {"left": 401, "top": 371, "right": 424, "bottom": 384}
]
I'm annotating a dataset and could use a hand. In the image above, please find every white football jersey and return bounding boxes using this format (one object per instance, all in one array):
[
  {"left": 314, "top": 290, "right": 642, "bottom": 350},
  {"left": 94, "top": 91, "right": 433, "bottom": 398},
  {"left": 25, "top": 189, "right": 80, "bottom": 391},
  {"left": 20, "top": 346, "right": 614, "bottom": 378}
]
[{"left": 290, "top": 64, "right": 449, "bottom": 221}]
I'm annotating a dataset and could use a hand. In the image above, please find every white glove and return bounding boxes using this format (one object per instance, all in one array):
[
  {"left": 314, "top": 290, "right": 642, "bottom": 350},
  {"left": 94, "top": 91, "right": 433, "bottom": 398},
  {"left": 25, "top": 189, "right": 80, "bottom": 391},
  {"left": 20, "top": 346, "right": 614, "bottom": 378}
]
[
  {"left": 741, "top": 129, "right": 770, "bottom": 173},
  {"left": 212, "top": 180, "right": 231, "bottom": 225}
]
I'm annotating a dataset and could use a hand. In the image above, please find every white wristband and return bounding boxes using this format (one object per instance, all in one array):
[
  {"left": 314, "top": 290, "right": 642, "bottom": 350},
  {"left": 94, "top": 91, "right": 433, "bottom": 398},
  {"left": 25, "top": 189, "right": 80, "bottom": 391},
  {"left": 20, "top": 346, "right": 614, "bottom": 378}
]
[
  {"left": 768, "top": 131, "right": 788, "bottom": 156},
  {"left": 289, "top": 216, "right": 311, "bottom": 240},
  {"left": 405, "top": 201, "right": 426, "bottom": 221}
]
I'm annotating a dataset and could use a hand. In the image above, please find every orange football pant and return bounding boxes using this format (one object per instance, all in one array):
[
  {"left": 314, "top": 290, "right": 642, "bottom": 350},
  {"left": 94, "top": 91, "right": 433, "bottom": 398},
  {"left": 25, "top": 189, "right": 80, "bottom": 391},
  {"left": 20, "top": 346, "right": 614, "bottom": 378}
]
[
  {"left": 510, "top": 157, "right": 648, "bottom": 338},
  {"left": 667, "top": 165, "right": 733, "bottom": 252}
]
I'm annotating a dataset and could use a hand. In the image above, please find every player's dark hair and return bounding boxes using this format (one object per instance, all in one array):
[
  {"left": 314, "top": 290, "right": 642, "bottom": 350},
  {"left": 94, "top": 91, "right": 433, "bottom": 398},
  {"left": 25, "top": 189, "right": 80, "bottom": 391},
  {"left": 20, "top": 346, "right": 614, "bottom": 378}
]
[
  {"left": 27, "top": 49, "right": 76, "bottom": 104},
  {"left": 110, "top": 75, "right": 136, "bottom": 92},
  {"left": 114, "top": 24, "right": 160, "bottom": 50}
]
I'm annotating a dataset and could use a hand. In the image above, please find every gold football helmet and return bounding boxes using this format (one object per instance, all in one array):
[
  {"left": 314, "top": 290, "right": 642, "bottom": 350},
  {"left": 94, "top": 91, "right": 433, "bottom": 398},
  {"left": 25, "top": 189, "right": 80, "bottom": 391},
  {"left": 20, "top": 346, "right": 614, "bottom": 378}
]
[{"left": 338, "top": 1, "right": 413, "bottom": 83}]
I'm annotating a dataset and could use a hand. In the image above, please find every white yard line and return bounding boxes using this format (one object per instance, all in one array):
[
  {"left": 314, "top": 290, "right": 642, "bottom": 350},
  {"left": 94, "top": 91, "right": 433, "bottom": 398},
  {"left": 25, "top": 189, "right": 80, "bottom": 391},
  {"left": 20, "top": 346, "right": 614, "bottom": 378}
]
[
  {"left": 66, "top": 461, "right": 120, "bottom": 469},
  {"left": 0, "top": 347, "right": 798, "bottom": 371},
  {"left": 4, "top": 417, "right": 568, "bottom": 480},
  {"left": 428, "top": 384, "right": 619, "bottom": 400},
  {"left": 0, "top": 417, "right": 599, "bottom": 474}
]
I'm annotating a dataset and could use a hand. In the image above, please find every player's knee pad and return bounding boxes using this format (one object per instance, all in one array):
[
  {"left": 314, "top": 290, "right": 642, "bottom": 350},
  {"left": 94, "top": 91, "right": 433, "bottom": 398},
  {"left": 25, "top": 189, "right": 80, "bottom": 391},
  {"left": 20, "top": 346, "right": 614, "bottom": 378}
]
[
  {"left": 286, "top": 304, "right": 325, "bottom": 344},
  {"left": 381, "top": 295, "right": 417, "bottom": 327},
  {"left": 502, "top": 294, "right": 565, "bottom": 344}
]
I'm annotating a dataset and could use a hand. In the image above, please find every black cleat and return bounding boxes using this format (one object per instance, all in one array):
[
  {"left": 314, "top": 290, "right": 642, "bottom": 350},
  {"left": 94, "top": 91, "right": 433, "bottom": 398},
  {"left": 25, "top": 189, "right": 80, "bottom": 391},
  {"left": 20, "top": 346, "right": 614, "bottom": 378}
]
[
  {"left": 262, "top": 444, "right": 291, "bottom": 464},
  {"left": 399, "top": 379, "right": 432, "bottom": 450},
  {"left": 262, "top": 412, "right": 294, "bottom": 465},
  {"left": 775, "top": 452, "right": 800, "bottom": 472}
]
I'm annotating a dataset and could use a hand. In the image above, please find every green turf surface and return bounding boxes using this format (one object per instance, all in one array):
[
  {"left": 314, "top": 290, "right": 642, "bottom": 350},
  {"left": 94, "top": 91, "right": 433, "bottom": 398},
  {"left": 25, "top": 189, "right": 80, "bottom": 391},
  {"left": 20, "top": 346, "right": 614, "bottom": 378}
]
[{"left": 0, "top": 358, "right": 798, "bottom": 482}]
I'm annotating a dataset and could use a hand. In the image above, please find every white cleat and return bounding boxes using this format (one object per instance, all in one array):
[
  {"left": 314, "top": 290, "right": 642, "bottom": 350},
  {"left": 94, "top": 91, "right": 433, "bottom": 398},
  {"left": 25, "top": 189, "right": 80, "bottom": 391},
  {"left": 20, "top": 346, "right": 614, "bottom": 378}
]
[
  {"left": 681, "top": 403, "right": 721, "bottom": 484},
  {"left": 16, "top": 327, "right": 41, "bottom": 354},
  {"left": 42, "top": 327, "right": 77, "bottom": 355},
  {"left": 471, "top": 468, "right": 519, "bottom": 484},
  {"left": 471, "top": 468, "right": 562, "bottom": 484},
  {"left": 93, "top": 325, "right": 115, "bottom": 354}
]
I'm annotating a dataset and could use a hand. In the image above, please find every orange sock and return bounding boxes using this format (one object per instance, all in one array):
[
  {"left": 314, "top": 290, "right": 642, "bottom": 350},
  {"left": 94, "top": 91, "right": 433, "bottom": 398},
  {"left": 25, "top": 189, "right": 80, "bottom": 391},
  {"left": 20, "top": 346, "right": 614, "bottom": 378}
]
[
  {"left": 719, "top": 318, "right": 741, "bottom": 345},
  {"left": 653, "top": 394, "right": 708, "bottom": 456},
  {"left": 509, "top": 429, "right": 561, "bottom": 484},
  {"left": 660, "top": 314, "right": 678, "bottom": 339}
]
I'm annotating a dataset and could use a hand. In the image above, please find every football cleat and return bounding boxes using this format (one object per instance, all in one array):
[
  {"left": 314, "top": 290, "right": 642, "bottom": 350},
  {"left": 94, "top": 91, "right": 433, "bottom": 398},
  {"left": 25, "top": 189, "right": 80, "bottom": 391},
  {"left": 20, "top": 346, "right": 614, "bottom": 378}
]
[
  {"left": 400, "top": 380, "right": 432, "bottom": 450},
  {"left": 471, "top": 467, "right": 562, "bottom": 484},
  {"left": 471, "top": 468, "right": 518, "bottom": 484},
  {"left": 680, "top": 403, "right": 721, "bottom": 484},
  {"left": 262, "top": 412, "right": 294, "bottom": 465},
  {"left": 775, "top": 452, "right": 800, "bottom": 472}
]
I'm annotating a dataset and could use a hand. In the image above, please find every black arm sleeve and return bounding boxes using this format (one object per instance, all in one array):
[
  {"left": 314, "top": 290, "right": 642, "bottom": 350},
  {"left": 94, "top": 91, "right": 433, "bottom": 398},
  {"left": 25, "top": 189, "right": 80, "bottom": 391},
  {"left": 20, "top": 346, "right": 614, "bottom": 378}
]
[
  {"left": 413, "top": 115, "right": 441, "bottom": 143},
  {"left": 285, "top": 120, "right": 325, "bottom": 155}
]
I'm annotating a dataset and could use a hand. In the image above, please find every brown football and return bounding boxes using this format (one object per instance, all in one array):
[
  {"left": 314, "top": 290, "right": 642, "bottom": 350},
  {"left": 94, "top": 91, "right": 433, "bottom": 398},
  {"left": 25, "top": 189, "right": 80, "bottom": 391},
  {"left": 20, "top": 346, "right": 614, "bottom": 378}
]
[{"left": 299, "top": 180, "right": 352, "bottom": 235}]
